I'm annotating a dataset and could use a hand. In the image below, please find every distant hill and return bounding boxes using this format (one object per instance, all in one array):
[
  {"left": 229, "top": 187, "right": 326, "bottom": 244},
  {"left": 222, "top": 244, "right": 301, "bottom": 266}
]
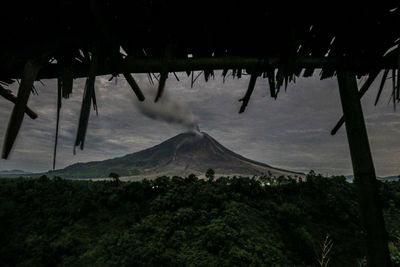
[
  {"left": 380, "top": 176, "right": 400, "bottom": 182},
  {"left": 345, "top": 175, "right": 400, "bottom": 183},
  {"left": 0, "top": 170, "right": 32, "bottom": 177},
  {"left": 48, "top": 132, "right": 304, "bottom": 179}
]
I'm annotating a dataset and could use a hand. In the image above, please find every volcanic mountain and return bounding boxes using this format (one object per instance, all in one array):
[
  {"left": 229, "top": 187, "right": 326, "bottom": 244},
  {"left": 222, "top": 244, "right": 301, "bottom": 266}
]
[{"left": 48, "top": 132, "right": 304, "bottom": 179}]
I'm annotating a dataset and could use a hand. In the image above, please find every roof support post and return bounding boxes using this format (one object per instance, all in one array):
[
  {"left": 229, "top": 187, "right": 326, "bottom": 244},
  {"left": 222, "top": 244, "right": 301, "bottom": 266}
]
[{"left": 337, "top": 69, "right": 392, "bottom": 267}]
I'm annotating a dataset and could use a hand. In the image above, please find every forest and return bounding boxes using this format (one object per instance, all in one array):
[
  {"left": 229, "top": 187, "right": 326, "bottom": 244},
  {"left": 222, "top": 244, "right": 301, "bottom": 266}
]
[{"left": 0, "top": 172, "right": 399, "bottom": 267}]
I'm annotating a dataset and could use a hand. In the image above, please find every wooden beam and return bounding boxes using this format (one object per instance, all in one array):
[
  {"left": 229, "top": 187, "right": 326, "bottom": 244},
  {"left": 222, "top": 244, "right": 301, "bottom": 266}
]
[{"left": 337, "top": 69, "right": 392, "bottom": 267}]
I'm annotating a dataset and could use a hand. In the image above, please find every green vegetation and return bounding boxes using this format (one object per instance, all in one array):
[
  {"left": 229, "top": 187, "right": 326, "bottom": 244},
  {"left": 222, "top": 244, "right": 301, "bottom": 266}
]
[
  {"left": 205, "top": 168, "right": 215, "bottom": 181},
  {"left": 0, "top": 173, "right": 399, "bottom": 267}
]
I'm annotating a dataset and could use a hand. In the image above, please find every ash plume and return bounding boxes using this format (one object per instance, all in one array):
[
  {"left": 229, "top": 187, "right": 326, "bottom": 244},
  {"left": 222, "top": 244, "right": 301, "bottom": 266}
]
[{"left": 134, "top": 86, "right": 200, "bottom": 132}]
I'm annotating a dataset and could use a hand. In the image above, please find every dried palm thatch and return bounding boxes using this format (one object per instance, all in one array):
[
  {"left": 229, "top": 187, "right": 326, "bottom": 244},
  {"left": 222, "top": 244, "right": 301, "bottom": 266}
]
[
  {"left": 1, "top": 3, "right": 399, "bottom": 266},
  {"left": 0, "top": 0, "right": 399, "bottom": 162}
]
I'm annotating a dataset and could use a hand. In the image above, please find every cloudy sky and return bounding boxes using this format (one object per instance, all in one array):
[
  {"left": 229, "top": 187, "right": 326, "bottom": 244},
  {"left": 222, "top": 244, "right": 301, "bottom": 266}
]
[{"left": 0, "top": 71, "right": 399, "bottom": 176}]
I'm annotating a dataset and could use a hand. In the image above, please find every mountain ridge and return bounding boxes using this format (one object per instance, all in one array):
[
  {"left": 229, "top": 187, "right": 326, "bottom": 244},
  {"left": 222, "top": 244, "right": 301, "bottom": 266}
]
[{"left": 48, "top": 132, "right": 304, "bottom": 179}]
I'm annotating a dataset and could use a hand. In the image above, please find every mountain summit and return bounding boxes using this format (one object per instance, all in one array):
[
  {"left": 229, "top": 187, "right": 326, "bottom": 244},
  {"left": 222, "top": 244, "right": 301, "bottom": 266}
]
[{"left": 49, "top": 132, "right": 304, "bottom": 179}]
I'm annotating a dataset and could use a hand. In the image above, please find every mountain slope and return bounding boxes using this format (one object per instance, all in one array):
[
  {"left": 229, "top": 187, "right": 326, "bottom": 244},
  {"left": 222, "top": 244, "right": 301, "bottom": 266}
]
[{"left": 48, "top": 132, "right": 304, "bottom": 179}]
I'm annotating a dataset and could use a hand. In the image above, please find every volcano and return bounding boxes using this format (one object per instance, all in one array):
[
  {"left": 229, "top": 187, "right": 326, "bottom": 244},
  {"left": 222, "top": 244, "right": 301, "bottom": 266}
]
[{"left": 48, "top": 132, "right": 304, "bottom": 179}]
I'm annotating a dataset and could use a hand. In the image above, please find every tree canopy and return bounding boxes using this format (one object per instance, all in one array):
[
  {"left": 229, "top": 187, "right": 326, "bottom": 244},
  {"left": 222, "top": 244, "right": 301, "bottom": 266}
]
[{"left": 0, "top": 174, "right": 399, "bottom": 266}]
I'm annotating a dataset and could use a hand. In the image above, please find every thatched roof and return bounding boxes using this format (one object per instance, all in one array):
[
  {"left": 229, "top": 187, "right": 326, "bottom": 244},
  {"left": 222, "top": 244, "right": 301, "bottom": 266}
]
[
  {"left": 1, "top": 1, "right": 400, "bottom": 163},
  {"left": 1, "top": 1, "right": 399, "bottom": 78}
]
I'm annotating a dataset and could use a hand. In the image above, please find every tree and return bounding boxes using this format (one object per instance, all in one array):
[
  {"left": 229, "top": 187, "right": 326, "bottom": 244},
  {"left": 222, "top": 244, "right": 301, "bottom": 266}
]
[
  {"left": 108, "top": 172, "right": 120, "bottom": 183},
  {"left": 187, "top": 173, "right": 197, "bottom": 182},
  {"left": 206, "top": 168, "right": 215, "bottom": 181}
]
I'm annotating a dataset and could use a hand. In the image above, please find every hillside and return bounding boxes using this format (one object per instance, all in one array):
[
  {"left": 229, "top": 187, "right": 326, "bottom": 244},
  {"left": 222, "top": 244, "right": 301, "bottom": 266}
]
[
  {"left": 0, "top": 175, "right": 399, "bottom": 266},
  {"left": 48, "top": 132, "right": 304, "bottom": 179}
]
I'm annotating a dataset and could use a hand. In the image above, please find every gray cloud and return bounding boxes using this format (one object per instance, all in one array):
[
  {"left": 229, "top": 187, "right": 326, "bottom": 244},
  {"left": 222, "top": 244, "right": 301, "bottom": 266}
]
[
  {"left": 0, "top": 71, "right": 399, "bottom": 177},
  {"left": 134, "top": 86, "right": 199, "bottom": 132}
]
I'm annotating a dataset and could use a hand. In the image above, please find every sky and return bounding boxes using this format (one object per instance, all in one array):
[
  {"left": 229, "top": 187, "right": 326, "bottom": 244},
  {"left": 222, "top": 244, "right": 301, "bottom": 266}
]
[{"left": 0, "top": 71, "right": 399, "bottom": 176}]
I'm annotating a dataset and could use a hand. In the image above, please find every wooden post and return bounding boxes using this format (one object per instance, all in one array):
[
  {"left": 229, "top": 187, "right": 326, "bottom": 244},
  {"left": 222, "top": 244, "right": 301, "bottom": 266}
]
[{"left": 337, "top": 69, "right": 392, "bottom": 267}]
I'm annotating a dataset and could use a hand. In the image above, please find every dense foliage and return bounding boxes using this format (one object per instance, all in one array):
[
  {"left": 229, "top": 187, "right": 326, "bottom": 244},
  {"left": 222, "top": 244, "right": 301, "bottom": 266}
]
[{"left": 0, "top": 173, "right": 399, "bottom": 267}]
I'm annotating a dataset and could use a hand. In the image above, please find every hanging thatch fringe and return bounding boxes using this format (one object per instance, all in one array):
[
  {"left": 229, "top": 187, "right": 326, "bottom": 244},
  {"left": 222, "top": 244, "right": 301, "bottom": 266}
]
[
  {"left": 53, "top": 78, "right": 62, "bottom": 169},
  {"left": 155, "top": 71, "right": 168, "bottom": 102},
  {"left": 74, "top": 42, "right": 100, "bottom": 152},
  {"left": 191, "top": 71, "right": 203, "bottom": 88},
  {"left": 331, "top": 70, "right": 380, "bottom": 135},
  {"left": 374, "top": 69, "right": 389, "bottom": 106},
  {"left": 232, "top": 69, "right": 237, "bottom": 78},
  {"left": 31, "top": 84, "right": 38, "bottom": 95},
  {"left": 191, "top": 71, "right": 194, "bottom": 88},
  {"left": 147, "top": 73, "right": 154, "bottom": 85},
  {"left": 239, "top": 73, "right": 258, "bottom": 113},
  {"left": 123, "top": 72, "right": 145, "bottom": 101},
  {"left": 2, "top": 60, "right": 42, "bottom": 159},
  {"left": 222, "top": 69, "right": 229, "bottom": 78},
  {"left": 155, "top": 45, "right": 172, "bottom": 102},
  {"left": 61, "top": 59, "right": 74, "bottom": 98},
  {"left": 267, "top": 69, "right": 276, "bottom": 98},
  {"left": 392, "top": 69, "right": 396, "bottom": 111},
  {"left": 275, "top": 68, "right": 284, "bottom": 96},
  {"left": 92, "top": 85, "right": 98, "bottom": 116},
  {"left": 152, "top": 73, "right": 159, "bottom": 82},
  {"left": 173, "top": 72, "right": 180, "bottom": 81},
  {"left": 0, "top": 85, "right": 37, "bottom": 119},
  {"left": 204, "top": 70, "right": 213, "bottom": 82},
  {"left": 397, "top": 44, "right": 400, "bottom": 102},
  {"left": 0, "top": 79, "right": 15, "bottom": 86},
  {"left": 303, "top": 68, "right": 315, "bottom": 77},
  {"left": 284, "top": 76, "right": 288, "bottom": 91}
]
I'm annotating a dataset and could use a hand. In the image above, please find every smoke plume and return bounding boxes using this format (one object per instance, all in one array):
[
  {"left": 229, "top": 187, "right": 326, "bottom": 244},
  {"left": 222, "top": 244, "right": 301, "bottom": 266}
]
[{"left": 134, "top": 86, "right": 200, "bottom": 132}]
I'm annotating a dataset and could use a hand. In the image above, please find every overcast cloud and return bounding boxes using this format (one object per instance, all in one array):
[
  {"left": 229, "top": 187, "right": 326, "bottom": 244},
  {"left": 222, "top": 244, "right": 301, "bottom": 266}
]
[{"left": 0, "top": 71, "right": 399, "bottom": 176}]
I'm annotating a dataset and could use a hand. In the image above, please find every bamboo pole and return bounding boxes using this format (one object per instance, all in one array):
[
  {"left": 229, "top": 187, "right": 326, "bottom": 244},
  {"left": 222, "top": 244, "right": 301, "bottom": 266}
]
[{"left": 337, "top": 69, "right": 392, "bottom": 267}]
